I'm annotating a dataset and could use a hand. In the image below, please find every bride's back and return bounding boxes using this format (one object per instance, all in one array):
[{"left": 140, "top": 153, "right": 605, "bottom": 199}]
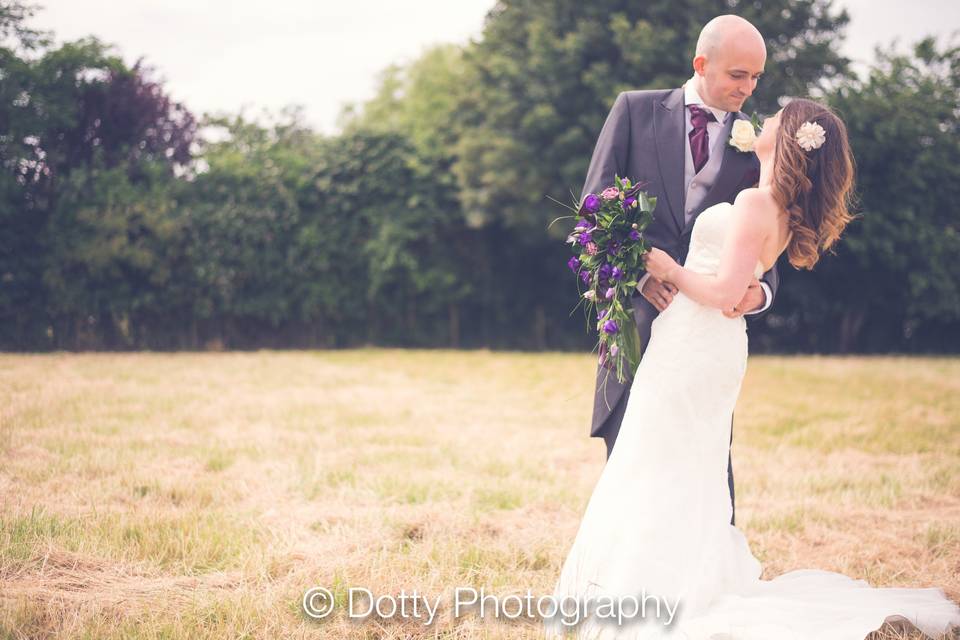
[{"left": 731, "top": 187, "right": 792, "bottom": 273}]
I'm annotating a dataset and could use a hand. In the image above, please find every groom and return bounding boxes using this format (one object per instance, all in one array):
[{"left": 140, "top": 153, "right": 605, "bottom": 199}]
[{"left": 580, "top": 15, "right": 778, "bottom": 525}]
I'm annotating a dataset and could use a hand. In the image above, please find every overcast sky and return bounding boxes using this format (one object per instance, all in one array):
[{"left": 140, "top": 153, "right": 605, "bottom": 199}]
[{"left": 25, "top": 1, "right": 960, "bottom": 135}]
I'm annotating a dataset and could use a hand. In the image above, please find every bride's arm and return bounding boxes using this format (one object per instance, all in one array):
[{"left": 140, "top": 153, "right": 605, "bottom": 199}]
[{"left": 643, "top": 190, "right": 773, "bottom": 311}]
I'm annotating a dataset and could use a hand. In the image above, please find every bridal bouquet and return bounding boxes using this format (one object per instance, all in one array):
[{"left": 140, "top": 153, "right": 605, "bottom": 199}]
[{"left": 557, "top": 175, "right": 656, "bottom": 384}]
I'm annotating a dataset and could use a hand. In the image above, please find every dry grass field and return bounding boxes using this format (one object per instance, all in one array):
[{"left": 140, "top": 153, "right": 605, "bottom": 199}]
[{"left": 1, "top": 350, "right": 958, "bottom": 639}]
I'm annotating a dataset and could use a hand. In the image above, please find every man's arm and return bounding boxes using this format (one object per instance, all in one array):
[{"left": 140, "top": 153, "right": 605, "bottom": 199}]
[
  {"left": 580, "top": 91, "right": 632, "bottom": 203},
  {"left": 743, "top": 261, "right": 779, "bottom": 318},
  {"left": 635, "top": 272, "right": 652, "bottom": 294}
]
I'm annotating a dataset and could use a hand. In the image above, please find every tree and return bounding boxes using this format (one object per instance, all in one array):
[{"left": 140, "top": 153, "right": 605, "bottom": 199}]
[
  {"left": 294, "top": 128, "right": 472, "bottom": 347},
  {"left": 171, "top": 112, "right": 310, "bottom": 349},
  {"left": 4, "top": 1, "right": 955, "bottom": 353},
  {"left": 338, "top": 44, "right": 468, "bottom": 169},
  {"left": 0, "top": 33, "right": 197, "bottom": 349},
  {"left": 0, "top": 1, "right": 48, "bottom": 52},
  {"left": 337, "top": 45, "right": 480, "bottom": 346}
]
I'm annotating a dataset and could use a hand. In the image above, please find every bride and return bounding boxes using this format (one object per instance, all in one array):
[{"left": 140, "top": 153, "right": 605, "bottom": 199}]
[{"left": 544, "top": 98, "right": 960, "bottom": 639}]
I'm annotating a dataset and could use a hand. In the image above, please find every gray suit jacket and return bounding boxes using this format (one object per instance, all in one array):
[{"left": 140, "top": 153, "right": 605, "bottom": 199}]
[{"left": 583, "top": 87, "right": 778, "bottom": 437}]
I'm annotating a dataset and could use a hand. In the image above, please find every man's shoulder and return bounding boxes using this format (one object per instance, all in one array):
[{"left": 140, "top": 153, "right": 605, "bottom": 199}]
[{"left": 618, "top": 88, "right": 680, "bottom": 104}]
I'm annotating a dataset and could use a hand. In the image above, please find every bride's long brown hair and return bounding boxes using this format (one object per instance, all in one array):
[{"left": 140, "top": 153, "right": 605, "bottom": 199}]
[{"left": 771, "top": 98, "right": 856, "bottom": 269}]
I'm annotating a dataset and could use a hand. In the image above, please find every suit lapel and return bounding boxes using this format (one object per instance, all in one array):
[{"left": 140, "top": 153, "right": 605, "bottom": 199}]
[
  {"left": 681, "top": 111, "right": 754, "bottom": 236},
  {"left": 653, "top": 88, "right": 686, "bottom": 235}
]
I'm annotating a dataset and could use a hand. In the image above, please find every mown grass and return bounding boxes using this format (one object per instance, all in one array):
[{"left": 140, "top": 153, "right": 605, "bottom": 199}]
[{"left": 0, "top": 350, "right": 957, "bottom": 638}]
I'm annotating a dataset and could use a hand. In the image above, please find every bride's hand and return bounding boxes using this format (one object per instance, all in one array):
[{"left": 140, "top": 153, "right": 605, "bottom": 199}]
[{"left": 643, "top": 248, "right": 679, "bottom": 283}]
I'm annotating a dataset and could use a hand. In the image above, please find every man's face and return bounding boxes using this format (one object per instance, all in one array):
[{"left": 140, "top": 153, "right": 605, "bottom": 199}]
[{"left": 695, "top": 39, "right": 766, "bottom": 112}]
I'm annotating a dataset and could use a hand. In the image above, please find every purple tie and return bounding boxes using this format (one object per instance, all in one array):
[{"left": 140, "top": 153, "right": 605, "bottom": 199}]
[{"left": 688, "top": 104, "right": 717, "bottom": 174}]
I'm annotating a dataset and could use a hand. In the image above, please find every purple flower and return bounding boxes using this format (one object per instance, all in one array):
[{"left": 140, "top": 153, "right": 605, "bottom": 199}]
[
  {"left": 574, "top": 219, "right": 591, "bottom": 231},
  {"left": 582, "top": 194, "right": 601, "bottom": 213},
  {"left": 603, "top": 320, "right": 619, "bottom": 335},
  {"left": 612, "top": 266, "right": 623, "bottom": 281},
  {"left": 598, "top": 263, "right": 612, "bottom": 280},
  {"left": 605, "top": 287, "right": 615, "bottom": 300},
  {"left": 623, "top": 196, "right": 636, "bottom": 209},
  {"left": 579, "top": 270, "right": 591, "bottom": 285},
  {"left": 567, "top": 256, "right": 581, "bottom": 272},
  {"left": 628, "top": 229, "right": 641, "bottom": 242},
  {"left": 577, "top": 231, "right": 592, "bottom": 244}
]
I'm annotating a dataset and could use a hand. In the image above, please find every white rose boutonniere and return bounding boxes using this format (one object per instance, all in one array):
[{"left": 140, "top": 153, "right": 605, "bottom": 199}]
[{"left": 729, "top": 119, "right": 757, "bottom": 153}]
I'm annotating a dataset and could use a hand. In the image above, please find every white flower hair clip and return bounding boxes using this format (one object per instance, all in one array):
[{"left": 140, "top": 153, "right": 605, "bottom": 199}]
[{"left": 795, "top": 121, "right": 826, "bottom": 151}]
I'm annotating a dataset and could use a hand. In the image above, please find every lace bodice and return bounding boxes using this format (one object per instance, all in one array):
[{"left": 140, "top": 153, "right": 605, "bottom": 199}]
[{"left": 684, "top": 201, "right": 765, "bottom": 279}]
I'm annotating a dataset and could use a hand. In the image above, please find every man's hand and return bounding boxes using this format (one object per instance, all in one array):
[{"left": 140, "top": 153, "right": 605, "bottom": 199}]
[
  {"left": 641, "top": 277, "right": 678, "bottom": 312},
  {"left": 723, "top": 277, "right": 764, "bottom": 318}
]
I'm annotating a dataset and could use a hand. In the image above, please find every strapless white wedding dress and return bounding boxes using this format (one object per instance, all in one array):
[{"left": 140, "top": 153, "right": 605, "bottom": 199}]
[{"left": 545, "top": 202, "right": 960, "bottom": 639}]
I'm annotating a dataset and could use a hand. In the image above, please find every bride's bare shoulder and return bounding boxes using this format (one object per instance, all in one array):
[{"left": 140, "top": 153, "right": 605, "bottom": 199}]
[
  {"left": 733, "top": 187, "right": 777, "bottom": 211},
  {"left": 732, "top": 188, "right": 781, "bottom": 228}
]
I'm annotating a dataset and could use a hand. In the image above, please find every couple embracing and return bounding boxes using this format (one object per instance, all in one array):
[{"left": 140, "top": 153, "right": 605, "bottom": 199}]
[{"left": 545, "top": 14, "right": 960, "bottom": 640}]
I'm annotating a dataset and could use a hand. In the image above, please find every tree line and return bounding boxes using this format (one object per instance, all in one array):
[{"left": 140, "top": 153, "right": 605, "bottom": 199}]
[{"left": 1, "top": 0, "right": 957, "bottom": 353}]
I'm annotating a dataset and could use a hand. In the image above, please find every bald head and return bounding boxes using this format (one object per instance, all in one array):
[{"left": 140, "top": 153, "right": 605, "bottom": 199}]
[
  {"left": 695, "top": 15, "right": 765, "bottom": 59},
  {"left": 691, "top": 15, "right": 766, "bottom": 113}
]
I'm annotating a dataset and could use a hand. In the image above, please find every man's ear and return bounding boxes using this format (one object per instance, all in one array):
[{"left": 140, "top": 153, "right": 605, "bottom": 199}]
[{"left": 692, "top": 55, "right": 707, "bottom": 76}]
